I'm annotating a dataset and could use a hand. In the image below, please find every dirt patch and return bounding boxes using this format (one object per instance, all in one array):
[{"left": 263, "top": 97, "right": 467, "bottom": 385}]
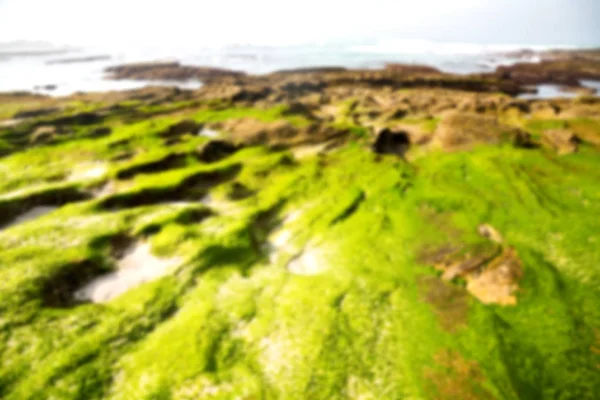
[
  {"left": 74, "top": 242, "right": 181, "bottom": 303},
  {"left": 418, "top": 276, "right": 469, "bottom": 332},
  {"left": 424, "top": 349, "right": 494, "bottom": 400}
]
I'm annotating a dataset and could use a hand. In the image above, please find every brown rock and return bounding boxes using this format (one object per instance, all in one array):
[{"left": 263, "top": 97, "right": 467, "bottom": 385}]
[
  {"left": 542, "top": 129, "right": 580, "bottom": 154},
  {"left": 467, "top": 248, "right": 523, "bottom": 305},
  {"left": 218, "top": 118, "right": 346, "bottom": 148},
  {"left": 30, "top": 126, "right": 57, "bottom": 143}
]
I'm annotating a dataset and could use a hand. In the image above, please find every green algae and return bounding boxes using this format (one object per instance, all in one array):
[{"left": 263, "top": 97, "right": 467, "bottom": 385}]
[{"left": 0, "top": 102, "right": 599, "bottom": 400}]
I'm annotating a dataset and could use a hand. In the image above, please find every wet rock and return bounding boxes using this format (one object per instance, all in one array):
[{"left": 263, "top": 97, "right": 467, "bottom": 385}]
[{"left": 542, "top": 129, "right": 580, "bottom": 155}]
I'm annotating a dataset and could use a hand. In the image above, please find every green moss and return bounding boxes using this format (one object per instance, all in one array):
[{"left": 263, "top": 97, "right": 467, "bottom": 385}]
[{"left": 0, "top": 102, "right": 598, "bottom": 399}]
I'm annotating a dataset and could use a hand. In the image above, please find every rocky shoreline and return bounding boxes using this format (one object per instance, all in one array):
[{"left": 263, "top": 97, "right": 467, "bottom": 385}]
[{"left": 102, "top": 47, "right": 600, "bottom": 97}]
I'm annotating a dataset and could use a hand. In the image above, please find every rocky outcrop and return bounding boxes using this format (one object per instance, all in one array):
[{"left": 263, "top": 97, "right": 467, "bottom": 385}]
[
  {"left": 105, "top": 62, "right": 246, "bottom": 83},
  {"left": 433, "top": 112, "right": 531, "bottom": 151},
  {"left": 211, "top": 118, "right": 347, "bottom": 148},
  {"left": 494, "top": 48, "right": 600, "bottom": 86}
]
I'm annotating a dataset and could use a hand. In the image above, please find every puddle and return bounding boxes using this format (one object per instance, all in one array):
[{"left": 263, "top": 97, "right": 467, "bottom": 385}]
[
  {"left": 70, "top": 164, "right": 107, "bottom": 181},
  {"left": 198, "top": 127, "right": 220, "bottom": 138},
  {"left": 287, "top": 247, "right": 325, "bottom": 276},
  {"left": 74, "top": 242, "right": 180, "bottom": 303},
  {"left": 265, "top": 209, "right": 305, "bottom": 263},
  {"left": 518, "top": 81, "right": 600, "bottom": 100},
  {"left": 1, "top": 206, "right": 57, "bottom": 229}
]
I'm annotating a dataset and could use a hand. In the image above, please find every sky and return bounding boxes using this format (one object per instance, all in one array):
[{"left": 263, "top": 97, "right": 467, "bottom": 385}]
[{"left": 0, "top": 0, "right": 599, "bottom": 48}]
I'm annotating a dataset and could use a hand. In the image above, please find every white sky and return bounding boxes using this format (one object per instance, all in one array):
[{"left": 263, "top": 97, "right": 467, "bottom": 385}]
[{"left": 0, "top": 0, "right": 598, "bottom": 47}]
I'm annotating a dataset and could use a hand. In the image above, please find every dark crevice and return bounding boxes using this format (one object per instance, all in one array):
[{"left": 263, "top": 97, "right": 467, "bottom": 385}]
[
  {"left": 330, "top": 190, "right": 365, "bottom": 225},
  {"left": 116, "top": 153, "right": 189, "bottom": 179},
  {"left": 0, "top": 187, "right": 92, "bottom": 228},
  {"left": 98, "top": 164, "right": 242, "bottom": 210},
  {"left": 41, "top": 258, "right": 110, "bottom": 308}
]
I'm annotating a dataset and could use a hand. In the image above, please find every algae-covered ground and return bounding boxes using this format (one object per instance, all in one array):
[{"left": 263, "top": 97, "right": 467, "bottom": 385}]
[{"left": 0, "top": 88, "right": 599, "bottom": 399}]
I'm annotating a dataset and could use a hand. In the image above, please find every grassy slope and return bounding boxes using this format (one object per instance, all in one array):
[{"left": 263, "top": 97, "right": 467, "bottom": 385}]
[{"left": 0, "top": 103, "right": 599, "bottom": 399}]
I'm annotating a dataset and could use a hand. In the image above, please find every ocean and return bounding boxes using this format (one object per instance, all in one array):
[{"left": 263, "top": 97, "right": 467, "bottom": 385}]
[{"left": 0, "top": 39, "right": 593, "bottom": 97}]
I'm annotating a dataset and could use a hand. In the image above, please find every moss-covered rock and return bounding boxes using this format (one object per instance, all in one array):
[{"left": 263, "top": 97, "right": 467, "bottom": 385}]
[{"left": 0, "top": 82, "right": 599, "bottom": 399}]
